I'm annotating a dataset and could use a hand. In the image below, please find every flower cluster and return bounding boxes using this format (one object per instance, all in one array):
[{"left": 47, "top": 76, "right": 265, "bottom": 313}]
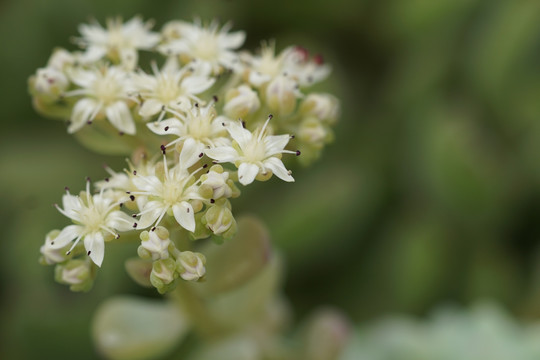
[{"left": 33, "top": 17, "right": 339, "bottom": 293}]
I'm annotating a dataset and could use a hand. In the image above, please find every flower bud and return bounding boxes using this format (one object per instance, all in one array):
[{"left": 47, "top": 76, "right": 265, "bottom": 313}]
[
  {"left": 150, "top": 258, "right": 178, "bottom": 293},
  {"left": 199, "top": 166, "right": 234, "bottom": 200},
  {"left": 54, "top": 259, "right": 95, "bottom": 292},
  {"left": 32, "top": 67, "right": 69, "bottom": 98},
  {"left": 223, "top": 85, "right": 261, "bottom": 119},
  {"left": 138, "top": 227, "right": 171, "bottom": 261},
  {"left": 47, "top": 48, "right": 75, "bottom": 70},
  {"left": 204, "top": 203, "right": 235, "bottom": 236},
  {"left": 176, "top": 251, "right": 206, "bottom": 281},
  {"left": 298, "top": 117, "right": 329, "bottom": 149},
  {"left": 40, "top": 229, "right": 69, "bottom": 265},
  {"left": 300, "top": 93, "right": 340, "bottom": 124},
  {"left": 265, "top": 75, "right": 300, "bottom": 116}
]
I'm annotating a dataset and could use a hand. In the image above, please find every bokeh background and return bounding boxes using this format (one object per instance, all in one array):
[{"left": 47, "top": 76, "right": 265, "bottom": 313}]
[{"left": 2, "top": 0, "right": 540, "bottom": 358}]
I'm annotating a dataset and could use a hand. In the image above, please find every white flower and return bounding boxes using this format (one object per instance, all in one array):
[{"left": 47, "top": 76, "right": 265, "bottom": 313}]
[
  {"left": 132, "top": 58, "right": 215, "bottom": 120},
  {"left": 283, "top": 47, "right": 331, "bottom": 87},
  {"left": 130, "top": 138, "right": 204, "bottom": 232},
  {"left": 246, "top": 43, "right": 330, "bottom": 87},
  {"left": 159, "top": 19, "right": 245, "bottom": 74},
  {"left": 146, "top": 102, "right": 229, "bottom": 156},
  {"left": 244, "top": 41, "right": 292, "bottom": 87},
  {"left": 49, "top": 180, "right": 134, "bottom": 267},
  {"left": 77, "top": 16, "right": 160, "bottom": 69},
  {"left": 205, "top": 116, "right": 298, "bottom": 185},
  {"left": 66, "top": 66, "right": 135, "bottom": 134}
]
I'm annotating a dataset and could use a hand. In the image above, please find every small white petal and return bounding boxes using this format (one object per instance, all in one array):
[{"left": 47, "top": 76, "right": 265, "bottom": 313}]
[
  {"left": 205, "top": 146, "right": 238, "bottom": 162},
  {"left": 238, "top": 162, "right": 260, "bottom": 186},
  {"left": 179, "top": 138, "right": 203, "bottom": 169},
  {"left": 172, "top": 202, "right": 195, "bottom": 232},
  {"left": 70, "top": 98, "right": 98, "bottom": 133},
  {"left": 132, "top": 176, "right": 163, "bottom": 193},
  {"left": 106, "top": 101, "right": 135, "bottom": 135},
  {"left": 84, "top": 232, "right": 105, "bottom": 267},
  {"left": 227, "top": 121, "right": 252, "bottom": 149},
  {"left": 221, "top": 31, "right": 245, "bottom": 49},
  {"left": 108, "top": 211, "right": 137, "bottom": 232},
  {"left": 147, "top": 118, "right": 184, "bottom": 136},
  {"left": 264, "top": 157, "right": 294, "bottom": 182},
  {"left": 139, "top": 99, "right": 164, "bottom": 118},
  {"left": 51, "top": 225, "right": 83, "bottom": 249},
  {"left": 264, "top": 134, "right": 291, "bottom": 156},
  {"left": 181, "top": 76, "right": 215, "bottom": 94}
]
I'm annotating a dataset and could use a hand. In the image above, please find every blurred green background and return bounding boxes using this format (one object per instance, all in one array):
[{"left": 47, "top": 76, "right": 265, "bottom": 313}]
[{"left": 2, "top": 0, "right": 540, "bottom": 358}]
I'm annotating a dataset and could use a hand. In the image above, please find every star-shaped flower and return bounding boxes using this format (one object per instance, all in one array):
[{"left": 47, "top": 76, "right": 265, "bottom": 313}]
[
  {"left": 159, "top": 19, "right": 245, "bottom": 74},
  {"left": 77, "top": 16, "right": 160, "bottom": 69},
  {"left": 131, "top": 58, "right": 215, "bottom": 120},
  {"left": 146, "top": 101, "right": 229, "bottom": 156},
  {"left": 66, "top": 66, "right": 135, "bottom": 134},
  {"left": 205, "top": 116, "right": 299, "bottom": 185},
  {"left": 49, "top": 180, "right": 134, "bottom": 267},
  {"left": 130, "top": 138, "right": 205, "bottom": 231}
]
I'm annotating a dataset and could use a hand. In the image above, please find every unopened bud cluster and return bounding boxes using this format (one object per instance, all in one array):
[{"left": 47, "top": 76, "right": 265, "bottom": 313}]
[{"left": 33, "top": 17, "right": 339, "bottom": 293}]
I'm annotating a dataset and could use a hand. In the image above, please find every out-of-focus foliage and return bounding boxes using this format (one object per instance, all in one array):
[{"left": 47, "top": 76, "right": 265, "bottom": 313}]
[
  {"left": 3, "top": 0, "right": 540, "bottom": 358},
  {"left": 342, "top": 302, "right": 540, "bottom": 360}
]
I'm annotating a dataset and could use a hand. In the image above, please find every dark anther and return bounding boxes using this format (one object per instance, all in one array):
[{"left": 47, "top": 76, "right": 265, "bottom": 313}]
[
  {"left": 86, "top": 176, "right": 91, "bottom": 182},
  {"left": 164, "top": 126, "right": 169, "bottom": 131},
  {"left": 64, "top": 186, "right": 70, "bottom": 191},
  {"left": 296, "top": 150, "right": 301, "bottom": 156},
  {"left": 133, "top": 223, "right": 138, "bottom": 228},
  {"left": 130, "top": 195, "right": 135, "bottom": 201},
  {"left": 242, "top": 121, "right": 246, "bottom": 128},
  {"left": 291, "top": 135, "right": 295, "bottom": 139},
  {"left": 203, "top": 164, "right": 208, "bottom": 168},
  {"left": 268, "top": 114, "right": 273, "bottom": 119},
  {"left": 133, "top": 170, "right": 137, "bottom": 175},
  {"left": 187, "top": 207, "right": 190, "bottom": 213},
  {"left": 132, "top": 214, "right": 137, "bottom": 218},
  {"left": 87, "top": 251, "right": 91, "bottom": 256},
  {"left": 151, "top": 227, "right": 156, "bottom": 232},
  {"left": 105, "top": 178, "right": 110, "bottom": 182},
  {"left": 213, "top": 95, "right": 218, "bottom": 103},
  {"left": 210, "top": 199, "right": 215, "bottom": 204},
  {"left": 194, "top": 102, "right": 199, "bottom": 107},
  {"left": 199, "top": 152, "right": 204, "bottom": 158}
]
